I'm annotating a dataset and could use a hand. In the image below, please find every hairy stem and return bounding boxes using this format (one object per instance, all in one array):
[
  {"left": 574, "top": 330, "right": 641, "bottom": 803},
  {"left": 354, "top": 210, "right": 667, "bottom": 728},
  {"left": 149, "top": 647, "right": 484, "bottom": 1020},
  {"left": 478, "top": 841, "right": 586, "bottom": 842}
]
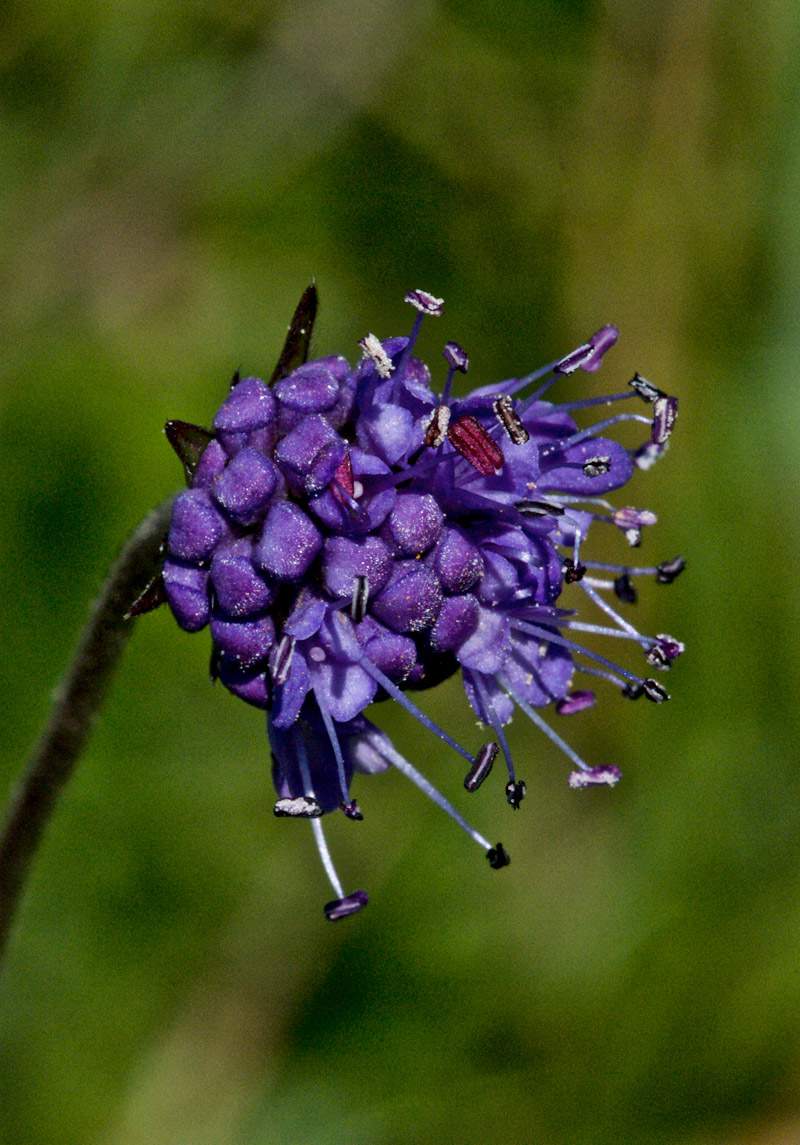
[{"left": 0, "top": 495, "right": 175, "bottom": 966}]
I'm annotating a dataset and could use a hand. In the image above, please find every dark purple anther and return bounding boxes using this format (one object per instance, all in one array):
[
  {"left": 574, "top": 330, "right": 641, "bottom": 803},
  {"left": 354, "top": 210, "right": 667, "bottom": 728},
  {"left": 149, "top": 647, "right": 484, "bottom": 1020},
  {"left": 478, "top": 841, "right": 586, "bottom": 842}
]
[
  {"left": 505, "top": 780, "right": 526, "bottom": 809},
  {"left": 274, "top": 796, "right": 323, "bottom": 818},
  {"left": 350, "top": 575, "right": 370, "bottom": 624},
  {"left": 493, "top": 395, "right": 529, "bottom": 444},
  {"left": 516, "top": 499, "right": 564, "bottom": 518},
  {"left": 628, "top": 373, "right": 666, "bottom": 403},
  {"left": 583, "top": 456, "right": 611, "bottom": 478},
  {"left": 448, "top": 415, "right": 504, "bottom": 475},
  {"left": 443, "top": 341, "right": 469, "bottom": 372},
  {"left": 652, "top": 396, "right": 678, "bottom": 445},
  {"left": 558, "top": 326, "right": 619, "bottom": 374},
  {"left": 270, "top": 634, "right": 296, "bottom": 686},
  {"left": 425, "top": 404, "right": 451, "bottom": 447},
  {"left": 614, "top": 574, "right": 638, "bottom": 604},
  {"left": 568, "top": 765, "right": 622, "bottom": 789},
  {"left": 656, "top": 556, "right": 686, "bottom": 584},
  {"left": 404, "top": 289, "right": 444, "bottom": 316},
  {"left": 562, "top": 558, "right": 586, "bottom": 584},
  {"left": 642, "top": 678, "right": 670, "bottom": 703},
  {"left": 486, "top": 843, "right": 511, "bottom": 869},
  {"left": 324, "top": 890, "right": 369, "bottom": 920},
  {"left": 556, "top": 690, "right": 596, "bottom": 715},
  {"left": 464, "top": 742, "right": 498, "bottom": 792},
  {"left": 646, "top": 633, "right": 684, "bottom": 669},
  {"left": 341, "top": 800, "right": 364, "bottom": 820}
]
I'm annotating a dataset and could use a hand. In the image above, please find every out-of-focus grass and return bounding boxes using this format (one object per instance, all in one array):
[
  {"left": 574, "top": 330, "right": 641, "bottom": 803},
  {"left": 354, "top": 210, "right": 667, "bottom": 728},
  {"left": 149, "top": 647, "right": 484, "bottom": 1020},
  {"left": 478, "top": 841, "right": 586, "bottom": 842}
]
[{"left": 3, "top": 2, "right": 800, "bottom": 1143}]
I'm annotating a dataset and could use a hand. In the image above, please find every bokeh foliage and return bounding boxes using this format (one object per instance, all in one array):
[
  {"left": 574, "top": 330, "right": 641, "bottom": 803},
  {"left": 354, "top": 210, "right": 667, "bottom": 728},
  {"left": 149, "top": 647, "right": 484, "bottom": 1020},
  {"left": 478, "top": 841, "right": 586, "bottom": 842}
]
[{"left": 3, "top": 1, "right": 800, "bottom": 1142}]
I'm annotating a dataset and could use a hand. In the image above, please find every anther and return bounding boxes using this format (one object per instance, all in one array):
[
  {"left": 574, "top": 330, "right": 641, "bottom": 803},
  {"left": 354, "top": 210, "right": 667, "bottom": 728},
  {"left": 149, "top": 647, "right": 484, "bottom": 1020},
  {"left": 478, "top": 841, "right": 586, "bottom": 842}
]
[
  {"left": 448, "top": 415, "right": 504, "bottom": 475},
  {"left": 613, "top": 574, "right": 638, "bottom": 604},
  {"left": 645, "top": 634, "right": 684, "bottom": 669},
  {"left": 359, "top": 333, "right": 394, "bottom": 378},
  {"left": 622, "top": 682, "right": 644, "bottom": 700},
  {"left": 515, "top": 499, "right": 565, "bottom": 517},
  {"left": 443, "top": 341, "right": 469, "bottom": 372},
  {"left": 656, "top": 556, "right": 685, "bottom": 584},
  {"left": 493, "top": 394, "right": 529, "bottom": 444},
  {"left": 556, "top": 325, "right": 619, "bottom": 375},
  {"left": 628, "top": 372, "right": 666, "bottom": 403},
  {"left": 555, "top": 690, "right": 596, "bottom": 715},
  {"left": 652, "top": 395, "right": 678, "bottom": 445},
  {"left": 642, "top": 678, "right": 670, "bottom": 702},
  {"left": 404, "top": 289, "right": 444, "bottom": 316},
  {"left": 583, "top": 456, "right": 611, "bottom": 477},
  {"left": 464, "top": 742, "right": 498, "bottom": 792},
  {"left": 568, "top": 765, "right": 622, "bottom": 789},
  {"left": 350, "top": 575, "right": 370, "bottom": 624},
  {"left": 324, "top": 890, "right": 369, "bottom": 921},
  {"left": 634, "top": 441, "right": 667, "bottom": 471},
  {"left": 274, "top": 796, "right": 323, "bottom": 818},
  {"left": 341, "top": 800, "right": 364, "bottom": 820},
  {"left": 505, "top": 780, "right": 527, "bottom": 809},
  {"left": 486, "top": 843, "right": 511, "bottom": 869},
  {"left": 424, "top": 404, "right": 451, "bottom": 447},
  {"left": 562, "top": 558, "right": 586, "bottom": 583},
  {"left": 270, "top": 634, "right": 296, "bottom": 686}
]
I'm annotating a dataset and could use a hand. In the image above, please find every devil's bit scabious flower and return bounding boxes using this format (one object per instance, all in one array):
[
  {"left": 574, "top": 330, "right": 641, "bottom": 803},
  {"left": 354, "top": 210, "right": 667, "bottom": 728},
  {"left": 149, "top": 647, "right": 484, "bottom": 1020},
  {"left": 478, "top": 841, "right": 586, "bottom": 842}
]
[{"left": 144, "top": 285, "right": 683, "bottom": 921}]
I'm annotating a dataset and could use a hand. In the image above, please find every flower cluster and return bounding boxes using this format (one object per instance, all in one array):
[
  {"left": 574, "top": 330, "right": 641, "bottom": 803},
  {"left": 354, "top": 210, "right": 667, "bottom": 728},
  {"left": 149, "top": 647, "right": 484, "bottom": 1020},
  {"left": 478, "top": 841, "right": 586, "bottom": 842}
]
[{"left": 146, "top": 287, "right": 683, "bottom": 920}]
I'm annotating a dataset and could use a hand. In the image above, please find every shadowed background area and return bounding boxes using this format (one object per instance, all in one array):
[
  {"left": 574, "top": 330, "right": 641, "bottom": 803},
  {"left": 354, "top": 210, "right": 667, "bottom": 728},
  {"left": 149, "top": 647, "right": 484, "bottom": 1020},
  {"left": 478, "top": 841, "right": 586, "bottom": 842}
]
[{"left": 2, "top": 1, "right": 800, "bottom": 1142}]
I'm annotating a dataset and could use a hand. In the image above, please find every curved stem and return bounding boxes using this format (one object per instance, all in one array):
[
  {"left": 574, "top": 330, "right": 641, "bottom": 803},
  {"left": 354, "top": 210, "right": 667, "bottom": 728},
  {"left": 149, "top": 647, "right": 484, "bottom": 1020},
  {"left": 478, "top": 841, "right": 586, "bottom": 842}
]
[{"left": 0, "top": 495, "right": 176, "bottom": 966}]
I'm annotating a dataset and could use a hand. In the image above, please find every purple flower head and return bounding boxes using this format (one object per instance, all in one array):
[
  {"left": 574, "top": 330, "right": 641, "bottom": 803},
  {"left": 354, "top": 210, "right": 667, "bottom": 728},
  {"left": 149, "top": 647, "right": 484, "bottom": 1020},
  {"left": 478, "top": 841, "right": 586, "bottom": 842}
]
[{"left": 154, "top": 286, "right": 683, "bottom": 920}]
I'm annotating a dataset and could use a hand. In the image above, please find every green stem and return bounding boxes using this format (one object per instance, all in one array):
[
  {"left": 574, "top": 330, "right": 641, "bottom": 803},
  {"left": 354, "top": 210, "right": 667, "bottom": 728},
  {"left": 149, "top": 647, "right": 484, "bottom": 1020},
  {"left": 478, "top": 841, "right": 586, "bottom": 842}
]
[{"left": 0, "top": 495, "right": 175, "bottom": 967}]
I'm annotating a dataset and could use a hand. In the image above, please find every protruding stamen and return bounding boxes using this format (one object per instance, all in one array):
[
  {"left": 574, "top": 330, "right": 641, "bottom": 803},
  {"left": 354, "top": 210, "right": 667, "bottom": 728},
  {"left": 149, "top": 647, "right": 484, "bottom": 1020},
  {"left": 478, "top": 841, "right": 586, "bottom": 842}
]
[
  {"left": 562, "top": 558, "right": 586, "bottom": 583},
  {"left": 614, "top": 574, "right": 638, "bottom": 604},
  {"left": 324, "top": 890, "right": 369, "bottom": 921},
  {"left": 405, "top": 289, "right": 444, "bottom": 316},
  {"left": 274, "top": 796, "right": 323, "bottom": 818},
  {"left": 652, "top": 395, "right": 678, "bottom": 444},
  {"left": 341, "top": 800, "right": 364, "bottom": 820},
  {"left": 505, "top": 780, "right": 526, "bottom": 809},
  {"left": 656, "top": 556, "right": 685, "bottom": 584},
  {"left": 582, "top": 456, "right": 611, "bottom": 478},
  {"left": 356, "top": 653, "right": 481, "bottom": 765},
  {"left": 359, "top": 333, "right": 394, "bottom": 378},
  {"left": 270, "top": 634, "right": 296, "bottom": 686},
  {"left": 556, "top": 690, "right": 596, "bottom": 715},
  {"left": 634, "top": 441, "right": 667, "bottom": 470},
  {"left": 622, "top": 682, "right": 644, "bottom": 699},
  {"left": 568, "top": 765, "right": 622, "bottom": 789},
  {"left": 317, "top": 700, "right": 354, "bottom": 807},
  {"left": 493, "top": 395, "right": 529, "bottom": 444},
  {"left": 424, "top": 404, "right": 451, "bottom": 447},
  {"left": 350, "top": 575, "right": 370, "bottom": 623},
  {"left": 628, "top": 372, "right": 665, "bottom": 403},
  {"left": 516, "top": 499, "right": 564, "bottom": 518},
  {"left": 613, "top": 507, "right": 657, "bottom": 547},
  {"left": 643, "top": 678, "right": 670, "bottom": 702},
  {"left": 448, "top": 415, "right": 504, "bottom": 475},
  {"left": 464, "top": 743, "right": 498, "bottom": 792},
  {"left": 486, "top": 843, "right": 510, "bottom": 869}
]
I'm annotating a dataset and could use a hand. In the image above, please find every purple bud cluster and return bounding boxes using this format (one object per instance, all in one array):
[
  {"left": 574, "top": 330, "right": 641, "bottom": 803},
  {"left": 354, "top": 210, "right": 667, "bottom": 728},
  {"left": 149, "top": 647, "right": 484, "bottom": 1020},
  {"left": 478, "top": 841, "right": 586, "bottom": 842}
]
[{"left": 158, "top": 287, "right": 683, "bottom": 919}]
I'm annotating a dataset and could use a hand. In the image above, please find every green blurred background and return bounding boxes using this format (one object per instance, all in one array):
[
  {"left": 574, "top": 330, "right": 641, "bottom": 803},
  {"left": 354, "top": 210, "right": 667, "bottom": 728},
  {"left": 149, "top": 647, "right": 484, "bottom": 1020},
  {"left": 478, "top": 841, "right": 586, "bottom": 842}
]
[{"left": 2, "top": 1, "right": 800, "bottom": 1142}]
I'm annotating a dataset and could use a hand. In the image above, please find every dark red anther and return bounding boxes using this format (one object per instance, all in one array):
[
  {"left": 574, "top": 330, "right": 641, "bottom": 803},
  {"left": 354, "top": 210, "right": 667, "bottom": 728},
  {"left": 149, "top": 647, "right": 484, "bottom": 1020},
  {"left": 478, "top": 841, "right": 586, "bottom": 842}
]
[
  {"left": 447, "top": 415, "right": 504, "bottom": 476},
  {"left": 331, "top": 451, "right": 354, "bottom": 504}
]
